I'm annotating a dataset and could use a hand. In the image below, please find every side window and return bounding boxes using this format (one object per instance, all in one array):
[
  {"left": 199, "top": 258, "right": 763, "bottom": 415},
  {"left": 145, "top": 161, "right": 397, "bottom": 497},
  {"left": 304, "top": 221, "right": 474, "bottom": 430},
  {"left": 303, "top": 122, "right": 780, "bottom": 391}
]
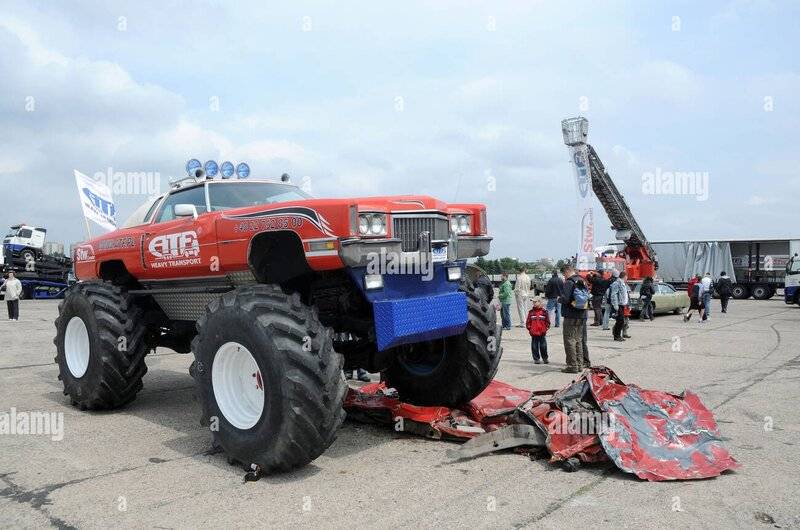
[
  {"left": 156, "top": 186, "right": 208, "bottom": 223},
  {"left": 18, "top": 229, "right": 32, "bottom": 238}
]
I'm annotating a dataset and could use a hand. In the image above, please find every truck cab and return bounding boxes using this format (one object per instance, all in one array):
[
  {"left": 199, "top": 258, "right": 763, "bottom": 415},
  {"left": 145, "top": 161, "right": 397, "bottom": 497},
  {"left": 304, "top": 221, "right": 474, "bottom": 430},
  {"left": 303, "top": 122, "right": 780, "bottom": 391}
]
[
  {"left": 786, "top": 253, "right": 800, "bottom": 305},
  {"left": 3, "top": 224, "right": 47, "bottom": 263}
]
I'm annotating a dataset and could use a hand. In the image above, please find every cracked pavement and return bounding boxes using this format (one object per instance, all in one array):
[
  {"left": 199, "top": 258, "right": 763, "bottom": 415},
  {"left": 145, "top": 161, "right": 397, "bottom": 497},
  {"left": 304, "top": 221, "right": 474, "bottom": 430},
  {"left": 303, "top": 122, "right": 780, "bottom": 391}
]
[{"left": 1, "top": 298, "right": 799, "bottom": 528}]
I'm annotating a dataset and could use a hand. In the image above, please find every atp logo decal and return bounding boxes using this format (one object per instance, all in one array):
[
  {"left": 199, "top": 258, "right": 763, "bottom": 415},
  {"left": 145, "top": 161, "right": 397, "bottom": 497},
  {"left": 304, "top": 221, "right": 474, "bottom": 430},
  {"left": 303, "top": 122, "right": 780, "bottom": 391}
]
[{"left": 148, "top": 231, "right": 201, "bottom": 268}]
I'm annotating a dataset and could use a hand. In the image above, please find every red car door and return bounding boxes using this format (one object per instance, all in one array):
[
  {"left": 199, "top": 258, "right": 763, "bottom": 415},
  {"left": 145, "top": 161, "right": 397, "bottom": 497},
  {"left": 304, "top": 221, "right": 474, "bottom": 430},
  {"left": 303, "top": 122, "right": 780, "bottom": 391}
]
[{"left": 139, "top": 184, "right": 221, "bottom": 280}]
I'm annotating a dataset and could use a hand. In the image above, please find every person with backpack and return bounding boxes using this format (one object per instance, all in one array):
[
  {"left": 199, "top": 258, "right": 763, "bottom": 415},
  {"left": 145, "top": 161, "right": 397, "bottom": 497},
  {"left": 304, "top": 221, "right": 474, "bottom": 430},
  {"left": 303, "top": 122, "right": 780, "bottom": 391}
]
[
  {"left": 560, "top": 264, "right": 589, "bottom": 373},
  {"left": 609, "top": 271, "right": 630, "bottom": 341},
  {"left": 717, "top": 271, "right": 732, "bottom": 313},
  {"left": 525, "top": 297, "right": 550, "bottom": 364},
  {"left": 639, "top": 276, "right": 655, "bottom": 321},
  {"left": 544, "top": 270, "right": 563, "bottom": 328}
]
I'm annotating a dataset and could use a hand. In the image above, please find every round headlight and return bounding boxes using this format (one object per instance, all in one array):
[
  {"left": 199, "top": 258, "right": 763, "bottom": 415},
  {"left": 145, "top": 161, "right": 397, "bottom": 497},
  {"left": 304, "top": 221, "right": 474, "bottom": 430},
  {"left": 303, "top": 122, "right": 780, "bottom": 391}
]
[
  {"left": 370, "top": 215, "right": 384, "bottom": 234},
  {"left": 358, "top": 215, "right": 369, "bottom": 235},
  {"left": 458, "top": 215, "right": 469, "bottom": 234},
  {"left": 451, "top": 217, "right": 459, "bottom": 233}
]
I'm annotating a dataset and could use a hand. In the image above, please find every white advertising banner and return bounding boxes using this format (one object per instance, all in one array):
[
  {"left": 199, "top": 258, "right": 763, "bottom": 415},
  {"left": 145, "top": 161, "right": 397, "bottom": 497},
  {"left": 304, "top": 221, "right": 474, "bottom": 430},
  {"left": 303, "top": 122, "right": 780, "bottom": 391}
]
[
  {"left": 568, "top": 144, "right": 595, "bottom": 270},
  {"left": 74, "top": 170, "right": 117, "bottom": 232}
]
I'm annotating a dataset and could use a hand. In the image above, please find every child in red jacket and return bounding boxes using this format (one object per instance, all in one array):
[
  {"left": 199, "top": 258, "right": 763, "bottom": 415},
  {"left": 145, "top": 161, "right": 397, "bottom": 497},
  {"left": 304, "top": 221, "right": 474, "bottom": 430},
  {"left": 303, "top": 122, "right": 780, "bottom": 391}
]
[{"left": 526, "top": 297, "right": 550, "bottom": 364}]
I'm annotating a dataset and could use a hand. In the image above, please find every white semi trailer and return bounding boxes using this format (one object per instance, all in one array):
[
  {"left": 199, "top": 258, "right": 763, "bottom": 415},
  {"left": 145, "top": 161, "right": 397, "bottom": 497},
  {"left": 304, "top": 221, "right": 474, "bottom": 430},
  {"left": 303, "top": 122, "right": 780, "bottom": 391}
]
[{"left": 613, "top": 238, "right": 800, "bottom": 300}]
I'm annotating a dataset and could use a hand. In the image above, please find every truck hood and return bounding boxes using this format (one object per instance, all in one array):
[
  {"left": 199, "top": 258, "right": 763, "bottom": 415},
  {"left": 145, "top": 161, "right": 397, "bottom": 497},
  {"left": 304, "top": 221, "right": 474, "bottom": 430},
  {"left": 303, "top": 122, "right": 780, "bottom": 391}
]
[{"left": 305, "top": 195, "right": 457, "bottom": 213}]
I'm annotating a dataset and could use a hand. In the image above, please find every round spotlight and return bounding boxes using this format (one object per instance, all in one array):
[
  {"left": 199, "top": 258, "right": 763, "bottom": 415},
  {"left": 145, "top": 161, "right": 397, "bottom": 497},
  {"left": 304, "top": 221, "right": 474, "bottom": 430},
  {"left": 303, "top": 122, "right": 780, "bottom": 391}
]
[
  {"left": 186, "top": 159, "right": 201, "bottom": 176},
  {"left": 236, "top": 162, "right": 250, "bottom": 179},
  {"left": 204, "top": 160, "right": 219, "bottom": 178},
  {"left": 220, "top": 161, "right": 235, "bottom": 179}
]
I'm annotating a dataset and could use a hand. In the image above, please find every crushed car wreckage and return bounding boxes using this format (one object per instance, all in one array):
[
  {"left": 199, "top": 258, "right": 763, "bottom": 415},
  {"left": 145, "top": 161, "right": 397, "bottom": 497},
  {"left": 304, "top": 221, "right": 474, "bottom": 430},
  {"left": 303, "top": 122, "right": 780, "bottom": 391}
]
[{"left": 343, "top": 366, "right": 739, "bottom": 481}]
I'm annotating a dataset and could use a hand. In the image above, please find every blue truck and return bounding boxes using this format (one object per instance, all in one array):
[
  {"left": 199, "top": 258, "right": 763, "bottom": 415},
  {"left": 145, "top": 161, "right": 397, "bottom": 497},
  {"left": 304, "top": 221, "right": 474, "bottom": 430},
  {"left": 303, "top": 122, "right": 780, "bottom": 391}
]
[{"left": 1, "top": 227, "right": 73, "bottom": 300}]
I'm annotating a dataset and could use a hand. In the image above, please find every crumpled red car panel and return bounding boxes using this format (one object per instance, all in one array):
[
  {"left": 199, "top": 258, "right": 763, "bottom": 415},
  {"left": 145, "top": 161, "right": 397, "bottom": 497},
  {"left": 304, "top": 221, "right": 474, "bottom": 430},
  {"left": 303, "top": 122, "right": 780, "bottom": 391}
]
[{"left": 587, "top": 367, "right": 739, "bottom": 481}]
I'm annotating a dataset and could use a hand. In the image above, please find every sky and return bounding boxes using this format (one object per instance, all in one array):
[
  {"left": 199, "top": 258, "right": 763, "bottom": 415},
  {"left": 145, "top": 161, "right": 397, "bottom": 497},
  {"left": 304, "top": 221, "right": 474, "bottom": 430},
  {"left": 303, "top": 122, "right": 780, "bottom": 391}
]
[{"left": 1, "top": 0, "right": 798, "bottom": 260}]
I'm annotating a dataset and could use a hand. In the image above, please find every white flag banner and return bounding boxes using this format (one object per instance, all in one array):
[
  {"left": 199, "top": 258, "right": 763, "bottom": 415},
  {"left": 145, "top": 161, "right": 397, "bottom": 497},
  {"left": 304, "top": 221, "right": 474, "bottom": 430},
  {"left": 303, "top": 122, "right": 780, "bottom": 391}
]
[
  {"left": 74, "top": 170, "right": 117, "bottom": 232},
  {"left": 568, "top": 145, "right": 596, "bottom": 270}
]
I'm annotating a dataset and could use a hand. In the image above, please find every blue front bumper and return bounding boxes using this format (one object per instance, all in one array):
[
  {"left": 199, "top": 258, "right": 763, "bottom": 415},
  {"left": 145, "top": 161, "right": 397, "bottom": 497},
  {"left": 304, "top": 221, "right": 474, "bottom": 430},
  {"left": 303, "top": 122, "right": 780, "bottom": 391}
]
[{"left": 350, "top": 263, "right": 468, "bottom": 351}]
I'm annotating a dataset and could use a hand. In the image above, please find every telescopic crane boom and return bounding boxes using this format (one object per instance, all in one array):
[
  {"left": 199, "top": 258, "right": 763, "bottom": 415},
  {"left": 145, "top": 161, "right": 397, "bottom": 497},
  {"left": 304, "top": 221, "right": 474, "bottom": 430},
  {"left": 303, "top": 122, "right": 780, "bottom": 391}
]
[{"left": 562, "top": 117, "right": 657, "bottom": 280}]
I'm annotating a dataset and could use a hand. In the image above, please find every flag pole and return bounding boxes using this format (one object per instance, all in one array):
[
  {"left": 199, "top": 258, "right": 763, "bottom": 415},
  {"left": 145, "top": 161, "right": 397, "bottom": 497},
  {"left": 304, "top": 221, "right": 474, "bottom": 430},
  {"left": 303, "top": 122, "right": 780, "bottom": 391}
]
[{"left": 83, "top": 216, "right": 92, "bottom": 241}]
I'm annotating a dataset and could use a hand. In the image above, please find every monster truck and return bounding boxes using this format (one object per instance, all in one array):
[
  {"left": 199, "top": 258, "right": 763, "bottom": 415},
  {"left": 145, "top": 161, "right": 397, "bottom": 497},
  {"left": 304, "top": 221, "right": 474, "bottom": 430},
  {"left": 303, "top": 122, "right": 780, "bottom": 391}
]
[{"left": 55, "top": 174, "right": 500, "bottom": 472}]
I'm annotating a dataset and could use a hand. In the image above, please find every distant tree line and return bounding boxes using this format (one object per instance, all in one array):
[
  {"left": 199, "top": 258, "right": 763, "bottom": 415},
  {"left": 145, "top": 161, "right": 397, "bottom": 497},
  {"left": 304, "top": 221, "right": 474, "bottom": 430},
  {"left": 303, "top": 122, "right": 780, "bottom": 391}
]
[{"left": 474, "top": 256, "right": 570, "bottom": 275}]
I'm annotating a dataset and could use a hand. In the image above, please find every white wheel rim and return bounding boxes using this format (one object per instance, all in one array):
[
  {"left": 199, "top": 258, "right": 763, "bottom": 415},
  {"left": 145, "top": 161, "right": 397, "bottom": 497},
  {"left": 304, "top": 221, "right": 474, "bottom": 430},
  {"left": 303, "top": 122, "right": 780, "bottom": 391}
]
[
  {"left": 212, "top": 342, "right": 265, "bottom": 430},
  {"left": 64, "top": 316, "right": 90, "bottom": 378}
]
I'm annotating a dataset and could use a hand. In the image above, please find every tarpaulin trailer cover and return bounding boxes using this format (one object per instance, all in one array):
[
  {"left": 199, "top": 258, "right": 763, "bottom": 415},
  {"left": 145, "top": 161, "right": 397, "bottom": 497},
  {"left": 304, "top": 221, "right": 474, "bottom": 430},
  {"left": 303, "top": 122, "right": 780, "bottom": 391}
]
[{"left": 647, "top": 241, "right": 737, "bottom": 283}]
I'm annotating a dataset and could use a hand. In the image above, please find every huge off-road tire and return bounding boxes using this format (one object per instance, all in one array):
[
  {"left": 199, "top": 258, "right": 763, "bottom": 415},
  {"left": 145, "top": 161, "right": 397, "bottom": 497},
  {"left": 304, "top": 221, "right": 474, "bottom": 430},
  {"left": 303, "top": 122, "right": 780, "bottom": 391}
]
[
  {"left": 191, "top": 285, "right": 346, "bottom": 473},
  {"left": 383, "top": 277, "right": 503, "bottom": 407},
  {"left": 53, "top": 282, "right": 149, "bottom": 410}
]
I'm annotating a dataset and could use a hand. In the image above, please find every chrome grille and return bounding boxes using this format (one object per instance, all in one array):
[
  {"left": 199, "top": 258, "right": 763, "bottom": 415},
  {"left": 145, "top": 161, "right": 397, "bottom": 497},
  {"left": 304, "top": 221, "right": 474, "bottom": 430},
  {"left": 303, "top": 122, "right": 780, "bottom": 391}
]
[{"left": 392, "top": 215, "right": 449, "bottom": 251}]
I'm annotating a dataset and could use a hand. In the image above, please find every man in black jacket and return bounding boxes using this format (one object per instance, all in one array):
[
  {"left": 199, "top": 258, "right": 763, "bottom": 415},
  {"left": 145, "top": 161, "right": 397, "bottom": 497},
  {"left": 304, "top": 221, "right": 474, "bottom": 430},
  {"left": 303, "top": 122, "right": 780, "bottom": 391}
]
[
  {"left": 544, "top": 270, "right": 563, "bottom": 328},
  {"left": 560, "top": 265, "right": 588, "bottom": 373},
  {"left": 589, "top": 272, "right": 609, "bottom": 326},
  {"left": 717, "top": 271, "right": 732, "bottom": 313},
  {"left": 639, "top": 276, "right": 655, "bottom": 321}
]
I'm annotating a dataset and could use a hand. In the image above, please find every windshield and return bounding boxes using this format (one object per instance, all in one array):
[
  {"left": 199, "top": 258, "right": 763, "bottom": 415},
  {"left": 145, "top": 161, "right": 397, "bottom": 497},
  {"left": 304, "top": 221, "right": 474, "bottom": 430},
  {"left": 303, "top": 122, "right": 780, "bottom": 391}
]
[
  {"left": 208, "top": 182, "right": 311, "bottom": 211},
  {"left": 122, "top": 195, "right": 163, "bottom": 228},
  {"left": 788, "top": 256, "right": 800, "bottom": 274},
  {"left": 4, "top": 230, "right": 17, "bottom": 238}
]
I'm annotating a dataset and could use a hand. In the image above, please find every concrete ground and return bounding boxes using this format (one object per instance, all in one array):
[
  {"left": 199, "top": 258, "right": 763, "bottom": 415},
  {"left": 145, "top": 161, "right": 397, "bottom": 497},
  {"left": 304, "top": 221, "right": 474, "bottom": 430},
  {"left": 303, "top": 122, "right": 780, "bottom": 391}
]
[{"left": 1, "top": 298, "right": 799, "bottom": 529}]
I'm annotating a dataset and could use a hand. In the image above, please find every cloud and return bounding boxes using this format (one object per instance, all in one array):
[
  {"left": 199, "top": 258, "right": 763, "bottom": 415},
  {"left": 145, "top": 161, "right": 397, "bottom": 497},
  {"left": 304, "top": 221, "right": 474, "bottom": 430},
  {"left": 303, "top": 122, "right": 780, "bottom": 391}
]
[
  {"left": 0, "top": 15, "right": 316, "bottom": 245},
  {"left": 712, "top": 0, "right": 777, "bottom": 25},
  {"left": 746, "top": 195, "right": 778, "bottom": 206},
  {"left": 0, "top": 2, "right": 798, "bottom": 260},
  {"left": 456, "top": 77, "right": 502, "bottom": 102},
  {"left": 635, "top": 61, "right": 702, "bottom": 106}
]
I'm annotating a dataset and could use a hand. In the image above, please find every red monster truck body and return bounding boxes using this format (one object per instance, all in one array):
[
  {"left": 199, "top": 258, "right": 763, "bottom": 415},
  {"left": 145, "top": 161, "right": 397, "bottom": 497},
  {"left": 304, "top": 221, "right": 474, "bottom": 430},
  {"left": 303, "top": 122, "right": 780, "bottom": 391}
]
[{"left": 57, "top": 175, "right": 501, "bottom": 472}]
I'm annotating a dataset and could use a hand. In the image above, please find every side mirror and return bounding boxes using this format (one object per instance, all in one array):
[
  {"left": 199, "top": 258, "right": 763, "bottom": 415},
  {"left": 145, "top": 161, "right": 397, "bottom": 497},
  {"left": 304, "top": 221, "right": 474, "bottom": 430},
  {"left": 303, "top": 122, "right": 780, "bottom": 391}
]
[{"left": 174, "top": 204, "right": 198, "bottom": 219}]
